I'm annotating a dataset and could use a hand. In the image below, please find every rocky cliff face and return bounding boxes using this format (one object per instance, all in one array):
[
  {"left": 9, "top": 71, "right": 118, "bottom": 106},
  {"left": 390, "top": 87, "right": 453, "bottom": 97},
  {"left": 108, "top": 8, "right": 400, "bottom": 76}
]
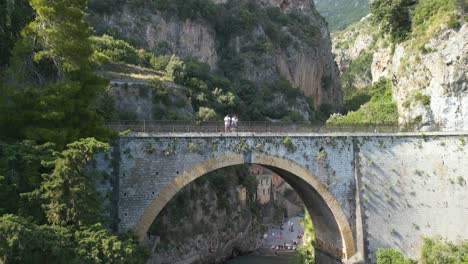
[
  {"left": 89, "top": 7, "right": 218, "bottom": 68},
  {"left": 88, "top": 0, "right": 342, "bottom": 113},
  {"left": 332, "top": 17, "right": 375, "bottom": 75},
  {"left": 225, "top": 0, "right": 342, "bottom": 110},
  {"left": 257, "top": 0, "right": 312, "bottom": 11},
  {"left": 391, "top": 25, "right": 467, "bottom": 131},
  {"left": 96, "top": 63, "right": 194, "bottom": 121},
  {"left": 146, "top": 168, "right": 264, "bottom": 264},
  {"left": 332, "top": 16, "right": 468, "bottom": 131}
]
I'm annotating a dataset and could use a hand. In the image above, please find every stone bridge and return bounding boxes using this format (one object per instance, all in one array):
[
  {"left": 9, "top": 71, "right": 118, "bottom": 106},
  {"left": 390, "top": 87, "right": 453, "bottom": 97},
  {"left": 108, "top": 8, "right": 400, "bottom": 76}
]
[{"left": 104, "top": 132, "right": 468, "bottom": 263}]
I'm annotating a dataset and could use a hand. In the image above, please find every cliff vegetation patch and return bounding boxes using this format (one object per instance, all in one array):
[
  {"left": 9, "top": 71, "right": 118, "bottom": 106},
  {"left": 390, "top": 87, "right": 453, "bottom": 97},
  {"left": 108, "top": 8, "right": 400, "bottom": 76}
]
[{"left": 327, "top": 79, "right": 398, "bottom": 125}]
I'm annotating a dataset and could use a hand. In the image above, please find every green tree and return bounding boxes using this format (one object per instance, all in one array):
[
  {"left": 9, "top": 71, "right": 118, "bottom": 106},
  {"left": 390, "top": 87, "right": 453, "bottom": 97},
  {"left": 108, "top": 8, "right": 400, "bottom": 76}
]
[
  {"left": 370, "top": 0, "right": 416, "bottom": 42},
  {"left": 421, "top": 237, "right": 468, "bottom": 264},
  {"left": 0, "top": 214, "right": 77, "bottom": 264},
  {"left": 91, "top": 35, "right": 141, "bottom": 66},
  {"left": 27, "top": 0, "right": 95, "bottom": 78},
  {"left": 376, "top": 248, "right": 415, "bottom": 264},
  {"left": 0, "top": 0, "right": 114, "bottom": 148},
  {"left": 74, "top": 224, "right": 147, "bottom": 263},
  {"left": 197, "top": 107, "right": 219, "bottom": 121},
  {"left": 0, "top": 1, "right": 147, "bottom": 262},
  {"left": 291, "top": 209, "right": 315, "bottom": 264},
  {"left": 0, "top": 80, "right": 113, "bottom": 149},
  {"left": 0, "top": 141, "right": 54, "bottom": 220},
  {"left": 0, "top": 214, "right": 147, "bottom": 263},
  {"left": 0, "top": 0, "right": 33, "bottom": 67},
  {"left": 41, "top": 138, "right": 110, "bottom": 227}
]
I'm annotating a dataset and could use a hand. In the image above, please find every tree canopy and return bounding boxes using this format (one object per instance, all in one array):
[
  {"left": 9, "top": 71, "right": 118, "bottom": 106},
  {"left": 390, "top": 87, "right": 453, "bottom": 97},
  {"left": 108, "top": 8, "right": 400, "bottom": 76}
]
[{"left": 0, "top": 0, "right": 141, "bottom": 262}]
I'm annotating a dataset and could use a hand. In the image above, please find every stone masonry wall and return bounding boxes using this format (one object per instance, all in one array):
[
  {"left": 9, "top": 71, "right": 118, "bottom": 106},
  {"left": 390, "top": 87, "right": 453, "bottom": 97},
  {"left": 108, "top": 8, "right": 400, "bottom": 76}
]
[
  {"left": 116, "top": 135, "right": 356, "bottom": 261},
  {"left": 112, "top": 132, "right": 468, "bottom": 263},
  {"left": 357, "top": 135, "right": 468, "bottom": 262}
]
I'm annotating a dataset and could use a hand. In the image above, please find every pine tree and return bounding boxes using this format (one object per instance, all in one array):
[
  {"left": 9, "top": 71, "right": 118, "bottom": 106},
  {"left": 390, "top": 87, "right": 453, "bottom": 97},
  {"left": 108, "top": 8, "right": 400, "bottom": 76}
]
[
  {"left": 41, "top": 138, "right": 110, "bottom": 227},
  {"left": 0, "top": 0, "right": 115, "bottom": 148},
  {"left": 0, "top": 0, "right": 33, "bottom": 67},
  {"left": 28, "top": 0, "right": 94, "bottom": 79},
  {"left": 0, "top": 140, "right": 54, "bottom": 221}
]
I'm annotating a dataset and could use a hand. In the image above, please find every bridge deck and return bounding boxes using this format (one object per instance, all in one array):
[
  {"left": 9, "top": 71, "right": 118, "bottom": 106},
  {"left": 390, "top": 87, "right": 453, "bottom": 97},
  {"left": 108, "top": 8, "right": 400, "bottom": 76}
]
[
  {"left": 106, "top": 120, "right": 468, "bottom": 136},
  {"left": 123, "top": 131, "right": 468, "bottom": 138}
]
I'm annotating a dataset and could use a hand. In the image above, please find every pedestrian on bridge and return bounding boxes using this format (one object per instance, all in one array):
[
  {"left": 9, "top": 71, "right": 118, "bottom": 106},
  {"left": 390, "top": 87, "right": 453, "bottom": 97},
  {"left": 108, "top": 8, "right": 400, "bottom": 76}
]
[
  {"left": 231, "top": 115, "right": 238, "bottom": 132},
  {"left": 224, "top": 114, "right": 231, "bottom": 133}
]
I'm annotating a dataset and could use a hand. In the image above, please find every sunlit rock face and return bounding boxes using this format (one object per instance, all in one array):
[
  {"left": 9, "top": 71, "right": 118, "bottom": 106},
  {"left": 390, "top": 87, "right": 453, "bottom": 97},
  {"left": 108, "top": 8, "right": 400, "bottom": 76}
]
[
  {"left": 333, "top": 16, "right": 467, "bottom": 131},
  {"left": 88, "top": 0, "right": 343, "bottom": 113},
  {"left": 89, "top": 7, "right": 218, "bottom": 68},
  {"left": 391, "top": 25, "right": 468, "bottom": 131}
]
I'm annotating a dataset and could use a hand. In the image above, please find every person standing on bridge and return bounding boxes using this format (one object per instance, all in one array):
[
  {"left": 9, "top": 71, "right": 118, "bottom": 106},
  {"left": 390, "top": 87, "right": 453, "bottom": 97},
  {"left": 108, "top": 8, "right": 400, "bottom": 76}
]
[
  {"left": 224, "top": 114, "right": 231, "bottom": 133},
  {"left": 231, "top": 115, "right": 238, "bottom": 132}
]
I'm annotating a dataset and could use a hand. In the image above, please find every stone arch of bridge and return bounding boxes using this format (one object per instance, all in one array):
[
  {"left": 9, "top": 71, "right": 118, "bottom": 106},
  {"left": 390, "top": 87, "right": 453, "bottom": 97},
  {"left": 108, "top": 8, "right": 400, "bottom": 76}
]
[{"left": 134, "top": 152, "right": 356, "bottom": 261}]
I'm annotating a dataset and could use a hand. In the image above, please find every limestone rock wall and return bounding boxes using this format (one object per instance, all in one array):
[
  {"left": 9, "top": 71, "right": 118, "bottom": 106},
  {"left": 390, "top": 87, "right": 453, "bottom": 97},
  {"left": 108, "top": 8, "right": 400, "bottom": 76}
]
[
  {"left": 256, "top": 0, "right": 313, "bottom": 11},
  {"left": 108, "top": 81, "right": 193, "bottom": 121},
  {"left": 89, "top": 7, "right": 218, "bottom": 68},
  {"left": 88, "top": 0, "right": 342, "bottom": 112},
  {"left": 332, "top": 17, "right": 375, "bottom": 74},
  {"left": 332, "top": 17, "right": 468, "bottom": 131},
  {"left": 147, "top": 182, "right": 259, "bottom": 264},
  {"left": 391, "top": 25, "right": 468, "bottom": 131}
]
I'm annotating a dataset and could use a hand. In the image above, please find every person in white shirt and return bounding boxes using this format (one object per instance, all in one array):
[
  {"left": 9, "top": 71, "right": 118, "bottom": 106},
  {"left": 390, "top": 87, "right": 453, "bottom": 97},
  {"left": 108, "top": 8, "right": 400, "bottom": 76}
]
[
  {"left": 224, "top": 114, "right": 231, "bottom": 133},
  {"left": 231, "top": 115, "right": 238, "bottom": 132}
]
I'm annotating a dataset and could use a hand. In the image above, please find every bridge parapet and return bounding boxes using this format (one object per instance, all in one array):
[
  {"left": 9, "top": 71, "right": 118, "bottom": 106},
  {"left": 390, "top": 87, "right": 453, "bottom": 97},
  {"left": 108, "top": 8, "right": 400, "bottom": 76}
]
[{"left": 105, "top": 120, "right": 401, "bottom": 134}]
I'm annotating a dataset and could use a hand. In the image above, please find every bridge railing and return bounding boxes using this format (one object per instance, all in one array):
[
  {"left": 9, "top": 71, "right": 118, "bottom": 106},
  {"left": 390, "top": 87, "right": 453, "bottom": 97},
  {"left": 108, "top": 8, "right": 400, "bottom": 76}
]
[{"left": 104, "top": 120, "right": 401, "bottom": 133}]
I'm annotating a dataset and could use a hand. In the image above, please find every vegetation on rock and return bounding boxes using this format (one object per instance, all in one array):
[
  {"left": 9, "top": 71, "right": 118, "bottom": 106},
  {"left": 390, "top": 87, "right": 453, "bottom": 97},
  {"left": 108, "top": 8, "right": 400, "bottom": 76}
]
[
  {"left": 327, "top": 79, "right": 398, "bottom": 125},
  {"left": 332, "top": 0, "right": 466, "bottom": 129},
  {"left": 371, "top": 0, "right": 464, "bottom": 44},
  {"left": 91, "top": 33, "right": 317, "bottom": 122},
  {"left": 376, "top": 237, "right": 468, "bottom": 264},
  {"left": 291, "top": 209, "right": 315, "bottom": 264},
  {"left": 87, "top": 0, "right": 337, "bottom": 122},
  {"left": 341, "top": 52, "right": 374, "bottom": 111},
  {"left": 315, "top": 0, "right": 369, "bottom": 32},
  {"left": 376, "top": 248, "right": 416, "bottom": 264}
]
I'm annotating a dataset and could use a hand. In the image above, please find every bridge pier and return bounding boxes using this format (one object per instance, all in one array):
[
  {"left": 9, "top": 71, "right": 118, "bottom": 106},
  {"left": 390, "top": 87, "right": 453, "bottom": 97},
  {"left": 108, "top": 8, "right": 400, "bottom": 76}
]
[{"left": 315, "top": 249, "right": 345, "bottom": 264}]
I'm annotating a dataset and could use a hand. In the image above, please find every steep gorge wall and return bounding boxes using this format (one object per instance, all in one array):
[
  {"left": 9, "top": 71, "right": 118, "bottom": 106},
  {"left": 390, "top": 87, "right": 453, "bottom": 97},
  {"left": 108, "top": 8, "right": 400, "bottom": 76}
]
[
  {"left": 332, "top": 15, "right": 468, "bottom": 131},
  {"left": 88, "top": 0, "right": 342, "bottom": 112},
  {"left": 147, "top": 174, "right": 261, "bottom": 264},
  {"left": 390, "top": 26, "right": 468, "bottom": 131},
  {"left": 89, "top": 7, "right": 218, "bottom": 68}
]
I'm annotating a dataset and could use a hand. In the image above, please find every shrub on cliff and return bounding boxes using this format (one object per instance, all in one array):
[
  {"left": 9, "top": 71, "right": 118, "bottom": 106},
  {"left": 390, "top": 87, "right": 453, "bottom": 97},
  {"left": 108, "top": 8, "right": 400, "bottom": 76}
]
[
  {"left": 376, "top": 238, "right": 468, "bottom": 264},
  {"left": 421, "top": 237, "right": 468, "bottom": 263},
  {"left": 370, "top": 0, "right": 416, "bottom": 43},
  {"left": 376, "top": 248, "right": 415, "bottom": 264},
  {"left": 327, "top": 79, "right": 398, "bottom": 125}
]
